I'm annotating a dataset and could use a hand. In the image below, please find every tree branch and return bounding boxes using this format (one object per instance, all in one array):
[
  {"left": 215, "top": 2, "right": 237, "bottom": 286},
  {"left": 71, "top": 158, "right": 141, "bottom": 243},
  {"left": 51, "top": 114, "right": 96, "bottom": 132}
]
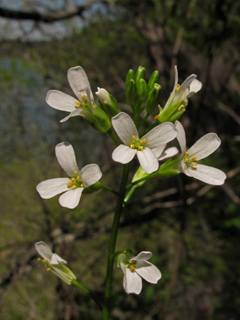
[{"left": 0, "top": 0, "right": 107, "bottom": 22}]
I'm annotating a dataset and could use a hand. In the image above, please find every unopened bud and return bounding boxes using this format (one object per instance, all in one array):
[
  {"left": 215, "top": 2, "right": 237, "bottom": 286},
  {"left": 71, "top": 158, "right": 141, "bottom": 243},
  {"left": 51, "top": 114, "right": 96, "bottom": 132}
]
[
  {"left": 145, "top": 83, "right": 162, "bottom": 113},
  {"left": 148, "top": 70, "right": 160, "bottom": 92}
]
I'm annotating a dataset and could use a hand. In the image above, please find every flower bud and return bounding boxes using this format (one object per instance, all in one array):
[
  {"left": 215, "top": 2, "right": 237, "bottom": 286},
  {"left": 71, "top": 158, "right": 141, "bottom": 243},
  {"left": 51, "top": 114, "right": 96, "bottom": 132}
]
[
  {"left": 135, "top": 66, "right": 146, "bottom": 83},
  {"left": 136, "top": 78, "right": 148, "bottom": 102},
  {"left": 126, "top": 79, "right": 138, "bottom": 106},
  {"left": 148, "top": 70, "right": 160, "bottom": 92},
  {"left": 96, "top": 87, "right": 120, "bottom": 117},
  {"left": 126, "top": 69, "right": 135, "bottom": 87},
  {"left": 144, "top": 83, "right": 162, "bottom": 113}
]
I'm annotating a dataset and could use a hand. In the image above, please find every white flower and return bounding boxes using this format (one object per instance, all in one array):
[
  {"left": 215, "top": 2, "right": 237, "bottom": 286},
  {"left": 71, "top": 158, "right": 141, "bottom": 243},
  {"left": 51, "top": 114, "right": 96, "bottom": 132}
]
[
  {"left": 165, "top": 65, "right": 202, "bottom": 110},
  {"left": 175, "top": 121, "right": 226, "bottom": 185},
  {"left": 46, "top": 66, "right": 97, "bottom": 123},
  {"left": 36, "top": 142, "right": 102, "bottom": 209},
  {"left": 35, "top": 241, "right": 76, "bottom": 285},
  {"left": 111, "top": 112, "right": 177, "bottom": 174},
  {"left": 95, "top": 88, "right": 110, "bottom": 104},
  {"left": 120, "top": 251, "right": 161, "bottom": 295}
]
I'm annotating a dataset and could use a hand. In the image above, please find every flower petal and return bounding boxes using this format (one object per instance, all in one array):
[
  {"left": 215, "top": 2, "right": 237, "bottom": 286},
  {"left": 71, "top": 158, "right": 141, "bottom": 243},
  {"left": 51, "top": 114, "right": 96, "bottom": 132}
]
[
  {"left": 142, "top": 122, "right": 177, "bottom": 149},
  {"left": 55, "top": 142, "right": 80, "bottom": 177},
  {"left": 181, "top": 161, "right": 192, "bottom": 177},
  {"left": 187, "top": 133, "right": 221, "bottom": 160},
  {"left": 81, "top": 164, "right": 102, "bottom": 187},
  {"left": 112, "top": 112, "right": 138, "bottom": 145},
  {"left": 131, "top": 251, "right": 152, "bottom": 261},
  {"left": 112, "top": 144, "right": 136, "bottom": 164},
  {"left": 136, "top": 260, "right": 162, "bottom": 284},
  {"left": 67, "top": 66, "right": 94, "bottom": 102},
  {"left": 60, "top": 109, "right": 82, "bottom": 123},
  {"left": 175, "top": 120, "right": 186, "bottom": 154},
  {"left": 59, "top": 188, "right": 83, "bottom": 209},
  {"left": 137, "top": 148, "right": 159, "bottom": 174},
  {"left": 46, "top": 90, "right": 76, "bottom": 112},
  {"left": 187, "top": 79, "right": 202, "bottom": 98},
  {"left": 159, "top": 147, "right": 179, "bottom": 160},
  {"left": 50, "top": 253, "right": 67, "bottom": 265},
  {"left": 186, "top": 164, "right": 226, "bottom": 185},
  {"left": 36, "top": 178, "right": 70, "bottom": 199},
  {"left": 125, "top": 268, "right": 142, "bottom": 294},
  {"left": 173, "top": 66, "right": 178, "bottom": 91},
  {"left": 35, "top": 241, "right": 53, "bottom": 261},
  {"left": 178, "top": 74, "right": 197, "bottom": 95},
  {"left": 152, "top": 144, "right": 166, "bottom": 159}
]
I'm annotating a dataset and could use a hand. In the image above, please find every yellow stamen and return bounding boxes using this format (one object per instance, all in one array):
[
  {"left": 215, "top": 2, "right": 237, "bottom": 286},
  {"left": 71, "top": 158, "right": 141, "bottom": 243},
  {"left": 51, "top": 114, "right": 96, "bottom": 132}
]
[
  {"left": 47, "top": 268, "right": 51, "bottom": 272},
  {"left": 74, "top": 101, "right": 82, "bottom": 108},
  {"left": 191, "top": 162, "right": 198, "bottom": 166},
  {"left": 74, "top": 171, "right": 78, "bottom": 175},
  {"left": 185, "top": 152, "right": 189, "bottom": 157},
  {"left": 130, "top": 265, "right": 136, "bottom": 272},
  {"left": 178, "top": 104, "right": 185, "bottom": 111},
  {"left": 176, "top": 84, "right": 180, "bottom": 91},
  {"left": 184, "top": 158, "right": 189, "bottom": 163},
  {"left": 38, "top": 258, "right": 41, "bottom": 261},
  {"left": 71, "top": 185, "right": 77, "bottom": 190},
  {"left": 76, "top": 176, "right": 81, "bottom": 181},
  {"left": 140, "top": 138, "right": 146, "bottom": 144},
  {"left": 71, "top": 177, "right": 76, "bottom": 183},
  {"left": 154, "top": 114, "right": 159, "bottom": 120},
  {"left": 125, "top": 264, "right": 129, "bottom": 268},
  {"left": 191, "top": 156, "right": 197, "bottom": 161},
  {"left": 130, "top": 144, "right": 135, "bottom": 149},
  {"left": 81, "top": 94, "right": 88, "bottom": 103},
  {"left": 43, "top": 259, "right": 48, "bottom": 263},
  {"left": 138, "top": 146, "right": 144, "bottom": 151},
  {"left": 132, "top": 135, "right": 137, "bottom": 141},
  {"left": 80, "top": 183, "right": 84, "bottom": 188},
  {"left": 67, "top": 182, "right": 72, "bottom": 188}
]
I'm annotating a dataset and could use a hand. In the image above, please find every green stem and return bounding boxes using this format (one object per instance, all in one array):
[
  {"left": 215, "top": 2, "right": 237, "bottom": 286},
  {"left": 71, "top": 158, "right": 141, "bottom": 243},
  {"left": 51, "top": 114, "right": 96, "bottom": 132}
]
[
  {"left": 126, "top": 171, "right": 159, "bottom": 189},
  {"left": 123, "top": 185, "right": 138, "bottom": 206},
  {"left": 99, "top": 184, "right": 119, "bottom": 197},
  {"left": 71, "top": 279, "right": 102, "bottom": 311},
  {"left": 138, "top": 112, "right": 151, "bottom": 129},
  {"left": 102, "top": 163, "right": 131, "bottom": 320},
  {"left": 107, "top": 128, "right": 119, "bottom": 146}
]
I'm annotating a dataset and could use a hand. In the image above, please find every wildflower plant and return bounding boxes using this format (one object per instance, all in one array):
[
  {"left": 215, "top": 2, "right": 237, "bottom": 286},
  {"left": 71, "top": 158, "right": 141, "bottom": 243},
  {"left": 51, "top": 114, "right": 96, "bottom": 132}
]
[{"left": 35, "top": 65, "right": 226, "bottom": 319}]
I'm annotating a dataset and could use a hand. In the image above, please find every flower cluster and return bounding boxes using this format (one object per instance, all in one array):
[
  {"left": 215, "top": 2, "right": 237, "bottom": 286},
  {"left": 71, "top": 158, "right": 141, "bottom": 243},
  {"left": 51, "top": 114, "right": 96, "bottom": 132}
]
[{"left": 35, "top": 65, "right": 226, "bottom": 299}]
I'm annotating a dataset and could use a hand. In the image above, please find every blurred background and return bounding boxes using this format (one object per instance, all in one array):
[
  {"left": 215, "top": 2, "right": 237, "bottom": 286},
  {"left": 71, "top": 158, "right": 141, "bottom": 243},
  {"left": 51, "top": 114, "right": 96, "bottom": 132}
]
[{"left": 0, "top": 0, "right": 240, "bottom": 319}]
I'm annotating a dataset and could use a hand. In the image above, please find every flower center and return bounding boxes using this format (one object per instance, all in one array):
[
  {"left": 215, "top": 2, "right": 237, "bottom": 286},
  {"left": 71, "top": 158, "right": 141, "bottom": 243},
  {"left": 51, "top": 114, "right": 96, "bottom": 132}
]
[
  {"left": 125, "top": 260, "right": 136, "bottom": 272},
  {"left": 184, "top": 152, "right": 198, "bottom": 168},
  {"left": 129, "top": 135, "right": 146, "bottom": 151},
  {"left": 67, "top": 171, "right": 84, "bottom": 190},
  {"left": 74, "top": 101, "right": 83, "bottom": 108}
]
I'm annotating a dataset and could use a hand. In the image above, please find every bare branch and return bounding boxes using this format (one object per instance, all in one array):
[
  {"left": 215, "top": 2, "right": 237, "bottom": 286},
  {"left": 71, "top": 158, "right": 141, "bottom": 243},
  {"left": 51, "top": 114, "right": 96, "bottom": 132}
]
[{"left": 0, "top": 0, "right": 107, "bottom": 22}]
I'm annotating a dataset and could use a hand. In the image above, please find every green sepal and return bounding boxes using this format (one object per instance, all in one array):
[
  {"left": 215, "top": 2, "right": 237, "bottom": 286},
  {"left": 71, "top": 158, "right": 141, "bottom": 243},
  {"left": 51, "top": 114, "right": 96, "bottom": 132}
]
[
  {"left": 90, "top": 105, "right": 111, "bottom": 133},
  {"left": 136, "top": 78, "right": 148, "bottom": 102},
  {"left": 132, "top": 166, "right": 149, "bottom": 187},
  {"left": 126, "top": 69, "right": 135, "bottom": 87},
  {"left": 135, "top": 66, "right": 146, "bottom": 83},
  {"left": 83, "top": 181, "right": 102, "bottom": 194},
  {"left": 144, "top": 83, "right": 162, "bottom": 113},
  {"left": 99, "top": 95, "right": 120, "bottom": 118},
  {"left": 117, "top": 250, "right": 134, "bottom": 267},
  {"left": 148, "top": 70, "right": 160, "bottom": 92},
  {"left": 126, "top": 79, "right": 138, "bottom": 107},
  {"left": 167, "top": 109, "right": 186, "bottom": 122},
  {"left": 158, "top": 100, "right": 182, "bottom": 123},
  {"left": 158, "top": 158, "right": 180, "bottom": 178}
]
